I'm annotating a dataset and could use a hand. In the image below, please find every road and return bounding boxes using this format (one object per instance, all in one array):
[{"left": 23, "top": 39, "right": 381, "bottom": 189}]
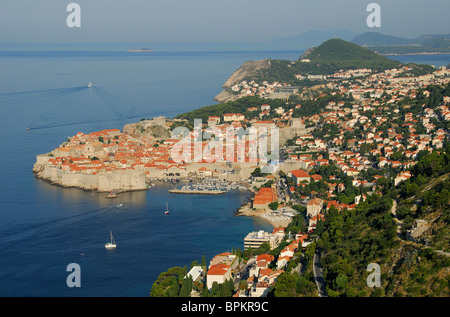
[
  {"left": 233, "top": 257, "right": 256, "bottom": 290},
  {"left": 389, "top": 199, "right": 403, "bottom": 236},
  {"left": 313, "top": 249, "right": 328, "bottom": 297}
]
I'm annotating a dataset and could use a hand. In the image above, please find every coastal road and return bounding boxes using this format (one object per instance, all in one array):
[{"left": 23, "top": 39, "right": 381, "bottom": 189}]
[
  {"left": 313, "top": 249, "right": 328, "bottom": 297},
  {"left": 233, "top": 257, "right": 256, "bottom": 290}
]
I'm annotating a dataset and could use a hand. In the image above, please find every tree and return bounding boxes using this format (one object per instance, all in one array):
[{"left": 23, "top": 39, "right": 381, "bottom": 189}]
[
  {"left": 201, "top": 255, "right": 207, "bottom": 268},
  {"left": 273, "top": 272, "right": 300, "bottom": 297},
  {"left": 268, "top": 201, "right": 279, "bottom": 211},
  {"left": 179, "top": 276, "right": 193, "bottom": 297},
  {"left": 150, "top": 266, "right": 187, "bottom": 297},
  {"left": 335, "top": 274, "right": 349, "bottom": 290}
]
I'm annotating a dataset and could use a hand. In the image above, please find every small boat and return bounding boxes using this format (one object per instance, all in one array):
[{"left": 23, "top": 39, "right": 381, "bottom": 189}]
[
  {"left": 105, "top": 230, "right": 117, "bottom": 249},
  {"left": 27, "top": 128, "right": 30, "bottom": 131},
  {"left": 165, "top": 202, "right": 170, "bottom": 214},
  {"left": 106, "top": 191, "right": 118, "bottom": 198},
  {"left": 88, "top": 82, "right": 93, "bottom": 88}
]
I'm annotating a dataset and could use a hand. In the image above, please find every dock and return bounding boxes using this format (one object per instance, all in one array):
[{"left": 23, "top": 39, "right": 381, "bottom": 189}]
[{"left": 169, "top": 189, "right": 225, "bottom": 195}]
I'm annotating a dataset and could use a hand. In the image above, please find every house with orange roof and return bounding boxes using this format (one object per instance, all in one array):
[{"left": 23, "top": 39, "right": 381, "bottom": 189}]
[
  {"left": 223, "top": 113, "right": 245, "bottom": 122},
  {"left": 252, "top": 186, "right": 278, "bottom": 210},
  {"left": 276, "top": 255, "right": 292, "bottom": 270},
  {"left": 395, "top": 171, "right": 412, "bottom": 186},
  {"left": 206, "top": 264, "right": 232, "bottom": 290},
  {"left": 196, "top": 166, "right": 212, "bottom": 178},
  {"left": 291, "top": 169, "right": 310, "bottom": 185},
  {"left": 207, "top": 116, "right": 221, "bottom": 126}
]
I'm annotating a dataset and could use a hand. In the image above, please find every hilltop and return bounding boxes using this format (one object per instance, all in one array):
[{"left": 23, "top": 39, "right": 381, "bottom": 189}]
[{"left": 298, "top": 38, "right": 400, "bottom": 70}]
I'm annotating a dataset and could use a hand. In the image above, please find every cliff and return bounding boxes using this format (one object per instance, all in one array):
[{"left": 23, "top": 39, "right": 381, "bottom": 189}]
[
  {"left": 214, "top": 59, "right": 271, "bottom": 102},
  {"left": 122, "top": 116, "right": 171, "bottom": 140}
]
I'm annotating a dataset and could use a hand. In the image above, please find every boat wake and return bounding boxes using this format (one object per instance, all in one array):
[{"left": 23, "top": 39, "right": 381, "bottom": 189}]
[{"left": 22, "top": 85, "right": 177, "bottom": 131}]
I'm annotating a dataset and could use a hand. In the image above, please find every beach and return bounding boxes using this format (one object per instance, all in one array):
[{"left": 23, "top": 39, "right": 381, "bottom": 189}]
[{"left": 235, "top": 201, "right": 292, "bottom": 228}]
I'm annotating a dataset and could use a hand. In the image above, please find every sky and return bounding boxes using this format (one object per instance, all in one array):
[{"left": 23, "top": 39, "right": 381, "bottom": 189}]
[{"left": 0, "top": 0, "right": 449, "bottom": 45}]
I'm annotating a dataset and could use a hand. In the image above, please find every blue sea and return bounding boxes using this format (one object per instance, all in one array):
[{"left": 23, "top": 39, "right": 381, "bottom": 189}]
[{"left": 0, "top": 43, "right": 449, "bottom": 297}]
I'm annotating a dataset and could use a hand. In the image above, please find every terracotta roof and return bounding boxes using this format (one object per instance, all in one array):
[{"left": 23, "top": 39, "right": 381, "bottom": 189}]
[
  {"left": 291, "top": 169, "right": 310, "bottom": 178},
  {"left": 207, "top": 264, "right": 230, "bottom": 276}
]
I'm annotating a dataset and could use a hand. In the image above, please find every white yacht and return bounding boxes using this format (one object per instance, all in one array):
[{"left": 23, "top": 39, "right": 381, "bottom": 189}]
[
  {"left": 88, "top": 82, "right": 93, "bottom": 88},
  {"left": 105, "top": 230, "right": 117, "bottom": 249}
]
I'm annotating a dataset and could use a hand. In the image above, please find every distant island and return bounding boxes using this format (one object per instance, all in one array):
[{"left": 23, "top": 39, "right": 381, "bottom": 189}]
[
  {"left": 352, "top": 32, "right": 450, "bottom": 55},
  {"left": 128, "top": 47, "right": 153, "bottom": 52}
]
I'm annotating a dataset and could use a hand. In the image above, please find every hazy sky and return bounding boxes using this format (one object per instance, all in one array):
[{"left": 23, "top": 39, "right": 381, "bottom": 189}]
[{"left": 0, "top": 0, "right": 449, "bottom": 44}]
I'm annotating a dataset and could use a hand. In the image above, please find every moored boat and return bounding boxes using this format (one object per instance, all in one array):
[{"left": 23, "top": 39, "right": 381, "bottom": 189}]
[{"left": 105, "top": 230, "right": 117, "bottom": 249}]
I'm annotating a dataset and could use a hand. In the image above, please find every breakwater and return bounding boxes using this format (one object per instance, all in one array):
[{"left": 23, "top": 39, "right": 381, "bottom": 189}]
[{"left": 168, "top": 189, "right": 225, "bottom": 195}]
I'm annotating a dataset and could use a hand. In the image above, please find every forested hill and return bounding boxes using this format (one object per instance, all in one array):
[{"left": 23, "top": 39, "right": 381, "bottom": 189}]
[
  {"left": 300, "top": 38, "right": 399, "bottom": 67},
  {"left": 237, "top": 38, "right": 403, "bottom": 84}
]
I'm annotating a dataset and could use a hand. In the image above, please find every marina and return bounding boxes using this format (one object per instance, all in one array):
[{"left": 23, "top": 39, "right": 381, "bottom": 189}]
[{"left": 168, "top": 178, "right": 249, "bottom": 195}]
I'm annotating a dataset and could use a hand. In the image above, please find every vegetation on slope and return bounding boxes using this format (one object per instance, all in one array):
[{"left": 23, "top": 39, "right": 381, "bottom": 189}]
[
  {"left": 316, "top": 147, "right": 449, "bottom": 297},
  {"left": 250, "top": 39, "right": 403, "bottom": 84}
]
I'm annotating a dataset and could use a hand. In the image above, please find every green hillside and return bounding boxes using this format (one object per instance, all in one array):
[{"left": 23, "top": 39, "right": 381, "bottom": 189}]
[
  {"left": 301, "top": 38, "right": 400, "bottom": 68},
  {"left": 247, "top": 38, "right": 402, "bottom": 84}
]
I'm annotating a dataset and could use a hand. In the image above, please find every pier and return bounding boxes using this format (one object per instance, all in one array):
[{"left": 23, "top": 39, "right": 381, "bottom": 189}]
[{"left": 169, "top": 189, "right": 225, "bottom": 195}]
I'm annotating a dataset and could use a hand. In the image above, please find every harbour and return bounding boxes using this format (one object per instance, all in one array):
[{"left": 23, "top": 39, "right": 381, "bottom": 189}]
[{"left": 167, "top": 177, "right": 249, "bottom": 195}]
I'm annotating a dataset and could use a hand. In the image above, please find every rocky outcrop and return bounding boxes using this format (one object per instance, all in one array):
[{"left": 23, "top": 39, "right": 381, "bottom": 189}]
[
  {"left": 122, "top": 117, "right": 171, "bottom": 140},
  {"left": 299, "top": 47, "right": 316, "bottom": 60},
  {"left": 213, "top": 90, "right": 239, "bottom": 103},
  {"left": 214, "top": 59, "right": 271, "bottom": 102}
]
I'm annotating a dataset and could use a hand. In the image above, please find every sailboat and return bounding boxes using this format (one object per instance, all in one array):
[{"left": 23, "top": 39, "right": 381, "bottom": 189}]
[
  {"left": 165, "top": 202, "right": 170, "bottom": 214},
  {"left": 105, "top": 230, "right": 117, "bottom": 249}
]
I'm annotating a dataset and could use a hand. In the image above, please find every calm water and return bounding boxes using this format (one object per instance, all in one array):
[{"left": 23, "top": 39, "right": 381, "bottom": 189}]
[{"left": 0, "top": 45, "right": 449, "bottom": 296}]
